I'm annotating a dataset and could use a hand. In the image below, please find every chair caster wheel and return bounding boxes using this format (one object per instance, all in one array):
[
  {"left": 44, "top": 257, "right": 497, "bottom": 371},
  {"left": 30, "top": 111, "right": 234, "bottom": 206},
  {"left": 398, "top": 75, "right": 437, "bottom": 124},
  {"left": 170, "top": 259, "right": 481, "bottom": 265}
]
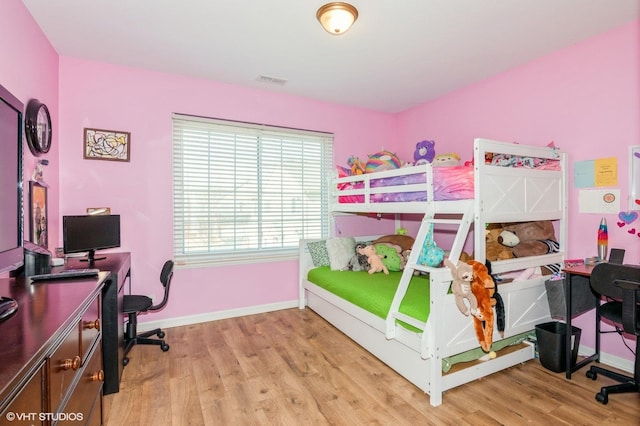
[
  {"left": 123, "top": 357, "right": 129, "bottom": 366},
  {"left": 157, "top": 331, "right": 165, "bottom": 338},
  {"left": 595, "top": 392, "right": 608, "bottom": 404},
  {"left": 586, "top": 370, "right": 597, "bottom": 380},
  {"left": 161, "top": 343, "right": 170, "bottom": 352}
]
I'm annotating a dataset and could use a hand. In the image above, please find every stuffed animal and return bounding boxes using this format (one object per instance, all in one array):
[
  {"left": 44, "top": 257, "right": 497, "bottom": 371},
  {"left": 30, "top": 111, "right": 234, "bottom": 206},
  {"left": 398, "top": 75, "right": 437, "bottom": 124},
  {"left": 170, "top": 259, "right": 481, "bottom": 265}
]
[
  {"left": 375, "top": 243, "right": 404, "bottom": 271},
  {"left": 347, "top": 155, "right": 365, "bottom": 175},
  {"left": 372, "top": 234, "right": 415, "bottom": 252},
  {"left": 466, "top": 260, "right": 496, "bottom": 353},
  {"left": 358, "top": 244, "right": 389, "bottom": 275},
  {"left": 364, "top": 150, "right": 401, "bottom": 174},
  {"left": 485, "top": 260, "right": 505, "bottom": 338},
  {"left": 499, "top": 220, "right": 560, "bottom": 275},
  {"left": 346, "top": 242, "right": 370, "bottom": 271},
  {"left": 485, "top": 224, "right": 514, "bottom": 261},
  {"left": 414, "top": 140, "right": 436, "bottom": 166},
  {"left": 417, "top": 223, "right": 445, "bottom": 267},
  {"left": 444, "top": 259, "right": 481, "bottom": 319},
  {"left": 432, "top": 153, "right": 460, "bottom": 167}
]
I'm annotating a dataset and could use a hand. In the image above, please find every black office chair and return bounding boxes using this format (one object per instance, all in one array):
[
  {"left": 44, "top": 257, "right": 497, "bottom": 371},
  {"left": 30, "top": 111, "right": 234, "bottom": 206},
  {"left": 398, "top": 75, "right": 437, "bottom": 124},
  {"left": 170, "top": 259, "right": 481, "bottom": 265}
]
[
  {"left": 123, "top": 260, "right": 174, "bottom": 366},
  {"left": 586, "top": 262, "right": 640, "bottom": 404}
]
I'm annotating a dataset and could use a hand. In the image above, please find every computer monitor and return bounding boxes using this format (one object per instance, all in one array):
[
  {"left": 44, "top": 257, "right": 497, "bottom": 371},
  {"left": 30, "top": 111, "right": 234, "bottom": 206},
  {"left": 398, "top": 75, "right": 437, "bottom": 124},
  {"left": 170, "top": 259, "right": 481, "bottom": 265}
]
[{"left": 63, "top": 215, "right": 121, "bottom": 265}]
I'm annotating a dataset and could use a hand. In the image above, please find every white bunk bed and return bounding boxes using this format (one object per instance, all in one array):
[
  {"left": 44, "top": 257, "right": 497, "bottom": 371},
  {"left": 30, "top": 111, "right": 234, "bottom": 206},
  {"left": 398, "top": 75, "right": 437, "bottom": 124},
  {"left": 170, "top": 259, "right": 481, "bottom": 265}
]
[{"left": 298, "top": 138, "right": 567, "bottom": 407}]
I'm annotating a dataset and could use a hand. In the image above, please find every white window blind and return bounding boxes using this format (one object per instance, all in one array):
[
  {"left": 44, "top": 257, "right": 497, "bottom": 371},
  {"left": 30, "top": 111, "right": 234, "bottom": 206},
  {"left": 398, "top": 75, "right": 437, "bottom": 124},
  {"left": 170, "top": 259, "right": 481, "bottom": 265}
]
[{"left": 172, "top": 113, "right": 333, "bottom": 267}]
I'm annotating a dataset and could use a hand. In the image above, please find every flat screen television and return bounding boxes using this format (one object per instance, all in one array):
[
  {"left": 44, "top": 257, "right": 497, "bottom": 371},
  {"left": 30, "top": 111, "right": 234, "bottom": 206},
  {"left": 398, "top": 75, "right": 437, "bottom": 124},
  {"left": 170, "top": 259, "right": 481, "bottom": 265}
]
[
  {"left": 0, "top": 83, "right": 24, "bottom": 274},
  {"left": 63, "top": 214, "right": 121, "bottom": 265}
]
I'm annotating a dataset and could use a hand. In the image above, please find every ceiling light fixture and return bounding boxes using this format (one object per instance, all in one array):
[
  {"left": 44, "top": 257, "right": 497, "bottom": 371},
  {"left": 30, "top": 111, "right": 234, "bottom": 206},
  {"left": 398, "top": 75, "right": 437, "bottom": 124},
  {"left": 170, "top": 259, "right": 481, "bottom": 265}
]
[{"left": 316, "top": 2, "right": 359, "bottom": 35}]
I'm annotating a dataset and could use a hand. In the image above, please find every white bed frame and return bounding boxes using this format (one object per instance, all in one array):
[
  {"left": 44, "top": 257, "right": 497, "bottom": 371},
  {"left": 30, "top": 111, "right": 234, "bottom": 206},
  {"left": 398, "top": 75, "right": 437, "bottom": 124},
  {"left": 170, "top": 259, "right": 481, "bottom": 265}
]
[{"left": 298, "top": 138, "right": 568, "bottom": 406}]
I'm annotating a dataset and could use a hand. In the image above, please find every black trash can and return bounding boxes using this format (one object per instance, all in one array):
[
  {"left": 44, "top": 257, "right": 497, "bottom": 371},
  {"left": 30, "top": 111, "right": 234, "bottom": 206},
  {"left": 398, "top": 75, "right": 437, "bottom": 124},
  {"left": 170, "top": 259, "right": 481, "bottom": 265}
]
[{"left": 535, "top": 321, "right": 581, "bottom": 373}]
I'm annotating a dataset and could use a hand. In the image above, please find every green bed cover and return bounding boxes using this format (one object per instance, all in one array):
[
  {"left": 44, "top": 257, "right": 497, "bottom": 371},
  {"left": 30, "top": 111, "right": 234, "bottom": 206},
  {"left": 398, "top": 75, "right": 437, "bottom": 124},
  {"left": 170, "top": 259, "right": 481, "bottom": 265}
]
[{"left": 307, "top": 267, "right": 429, "bottom": 332}]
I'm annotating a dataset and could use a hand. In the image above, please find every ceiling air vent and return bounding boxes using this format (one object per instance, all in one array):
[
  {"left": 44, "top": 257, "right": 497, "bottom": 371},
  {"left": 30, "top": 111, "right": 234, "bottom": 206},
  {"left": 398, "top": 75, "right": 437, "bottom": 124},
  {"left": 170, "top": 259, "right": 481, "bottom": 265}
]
[{"left": 257, "top": 75, "right": 288, "bottom": 85}]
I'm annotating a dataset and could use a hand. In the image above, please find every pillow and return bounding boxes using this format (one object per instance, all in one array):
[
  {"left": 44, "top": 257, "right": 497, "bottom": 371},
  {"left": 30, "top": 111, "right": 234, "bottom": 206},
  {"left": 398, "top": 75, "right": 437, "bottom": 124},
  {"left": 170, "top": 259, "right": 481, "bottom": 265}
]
[
  {"left": 325, "top": 237, "right": 356, "bottom": 271},
  {"left": 307, "top": 240, "right": 330, "bottom": 267}
]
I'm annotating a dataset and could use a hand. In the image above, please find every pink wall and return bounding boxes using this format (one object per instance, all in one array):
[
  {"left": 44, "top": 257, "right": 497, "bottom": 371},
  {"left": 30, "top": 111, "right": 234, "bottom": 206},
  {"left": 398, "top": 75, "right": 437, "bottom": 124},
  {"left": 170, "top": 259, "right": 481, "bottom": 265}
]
[
  {"left": 3, "top": 0, "right": 637, "bottom": 363},
  {"left": 0, "top": 0, "right": 59, "bottom": 258},
  {"left": 57, "top": 58, "right": 397, "bottom": 320},
  {"left": 398, "top": 20, "right": 640, "bottom": 362}
]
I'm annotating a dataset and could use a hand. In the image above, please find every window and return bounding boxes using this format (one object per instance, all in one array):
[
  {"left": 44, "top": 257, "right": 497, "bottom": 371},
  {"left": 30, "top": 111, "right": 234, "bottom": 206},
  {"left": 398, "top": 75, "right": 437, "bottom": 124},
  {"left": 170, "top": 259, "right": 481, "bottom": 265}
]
[{"left": 172, "top": 114, "right": 333, "bottom": 267}]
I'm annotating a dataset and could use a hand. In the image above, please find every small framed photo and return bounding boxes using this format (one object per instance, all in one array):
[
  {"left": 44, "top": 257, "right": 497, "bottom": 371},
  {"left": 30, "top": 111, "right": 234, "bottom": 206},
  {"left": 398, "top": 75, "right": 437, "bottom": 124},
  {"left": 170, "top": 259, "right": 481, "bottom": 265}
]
[
  {"left": 86, "top": 207, "right": 111, "bottom": 215},
  {"left": 84, "top": 128, "right": 130, "bottom": 162},
  {"left": 29, "top": 181, "right": 48, "bottom": 248}
]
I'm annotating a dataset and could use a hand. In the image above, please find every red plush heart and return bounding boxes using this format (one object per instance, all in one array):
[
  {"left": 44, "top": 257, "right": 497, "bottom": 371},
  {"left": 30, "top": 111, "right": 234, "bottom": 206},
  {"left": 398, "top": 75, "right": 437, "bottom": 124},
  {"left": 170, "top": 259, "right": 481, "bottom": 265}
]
[
  {"left": 635, "top": 199, "right": 640, "bottom": 205},
  {"left": 628, "top": 228, "right": 637, "bottom": 234},
  {"left": 617, "top": 221, "right": 625, "bottom": 227}
]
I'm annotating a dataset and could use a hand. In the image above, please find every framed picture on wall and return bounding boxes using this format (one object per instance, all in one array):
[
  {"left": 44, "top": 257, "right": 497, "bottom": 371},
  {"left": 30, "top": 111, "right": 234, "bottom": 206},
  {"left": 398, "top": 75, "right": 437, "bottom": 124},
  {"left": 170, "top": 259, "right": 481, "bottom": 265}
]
[
  {"left": 29, "top": 181, "right": 48, "bottom": 248},
  {"left": 83, "top": 128, "right": 131, "bottom": 162}
]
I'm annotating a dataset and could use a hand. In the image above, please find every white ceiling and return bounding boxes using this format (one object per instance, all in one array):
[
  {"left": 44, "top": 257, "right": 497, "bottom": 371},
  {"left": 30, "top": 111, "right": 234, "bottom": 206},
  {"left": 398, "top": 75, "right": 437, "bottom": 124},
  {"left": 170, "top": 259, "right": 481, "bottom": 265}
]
[{"left": 21, "top": 0, "right": 640, "bottom": 113}]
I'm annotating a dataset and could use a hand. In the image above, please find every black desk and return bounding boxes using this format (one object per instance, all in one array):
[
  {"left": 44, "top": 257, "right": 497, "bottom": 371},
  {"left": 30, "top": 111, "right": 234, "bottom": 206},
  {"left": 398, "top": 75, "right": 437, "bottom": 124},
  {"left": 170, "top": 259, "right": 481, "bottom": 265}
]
[
  {"left": 62, "top": 252, "right": 131, "bottom": 394},
  {"left": 562, "top": 264, "right": 599, "bottom": 379}
]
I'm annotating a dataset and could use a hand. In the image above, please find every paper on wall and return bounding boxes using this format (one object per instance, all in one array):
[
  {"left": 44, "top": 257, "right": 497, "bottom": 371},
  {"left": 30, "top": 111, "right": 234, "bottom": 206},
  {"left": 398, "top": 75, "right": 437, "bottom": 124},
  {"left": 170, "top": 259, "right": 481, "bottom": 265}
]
[{"left": 578, "top": 189, "right": 620, "bottom": 213}]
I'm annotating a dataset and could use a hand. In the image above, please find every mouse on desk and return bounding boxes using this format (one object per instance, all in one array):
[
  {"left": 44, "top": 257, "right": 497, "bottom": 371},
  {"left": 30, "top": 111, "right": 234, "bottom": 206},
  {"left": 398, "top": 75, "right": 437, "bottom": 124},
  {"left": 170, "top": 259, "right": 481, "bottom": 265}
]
[{"left": 0, "top": 296, "right": 18, "bottom": 322}]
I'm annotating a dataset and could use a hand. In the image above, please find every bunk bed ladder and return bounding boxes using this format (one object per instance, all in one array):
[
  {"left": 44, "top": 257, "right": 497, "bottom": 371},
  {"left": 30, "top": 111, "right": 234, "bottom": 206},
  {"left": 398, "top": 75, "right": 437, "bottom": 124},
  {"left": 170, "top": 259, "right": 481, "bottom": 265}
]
[{"left": 385, "top": 200, "right": 475, "bottom": 361}]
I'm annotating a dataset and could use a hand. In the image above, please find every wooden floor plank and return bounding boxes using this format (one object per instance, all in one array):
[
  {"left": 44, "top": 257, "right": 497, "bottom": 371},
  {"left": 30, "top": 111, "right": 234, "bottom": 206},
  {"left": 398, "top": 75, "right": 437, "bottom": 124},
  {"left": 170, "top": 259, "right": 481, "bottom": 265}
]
[{"left": 104, "top": 308, "right": 640, "bottom": 425}]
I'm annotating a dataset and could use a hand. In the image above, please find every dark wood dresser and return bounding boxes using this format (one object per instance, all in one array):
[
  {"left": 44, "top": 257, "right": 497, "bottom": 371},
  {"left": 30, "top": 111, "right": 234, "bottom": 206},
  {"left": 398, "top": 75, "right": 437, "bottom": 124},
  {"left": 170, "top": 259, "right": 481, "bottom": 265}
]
[{"left": 0, "top": 273, "right": 107, "bottom": 425}]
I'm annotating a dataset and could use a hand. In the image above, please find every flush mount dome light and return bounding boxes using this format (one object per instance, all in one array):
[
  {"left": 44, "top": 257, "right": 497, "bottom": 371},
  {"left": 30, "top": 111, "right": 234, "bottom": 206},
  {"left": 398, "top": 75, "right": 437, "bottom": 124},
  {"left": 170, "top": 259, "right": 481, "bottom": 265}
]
[{"left": 316, "top": 2, "right": 359, "bottom": 35}]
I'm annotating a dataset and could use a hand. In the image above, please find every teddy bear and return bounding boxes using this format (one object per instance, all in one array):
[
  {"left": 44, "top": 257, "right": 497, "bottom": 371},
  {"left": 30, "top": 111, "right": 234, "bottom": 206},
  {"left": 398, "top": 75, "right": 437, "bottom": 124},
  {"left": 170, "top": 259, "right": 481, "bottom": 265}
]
[
  {"left": 485, "top": 224, "right": 514, "bottom": 261},
  {"left": 499, "top": 220, "right": 560, "bottom": 276},
  {"left": 358, "top": 244, "right": 389, "bottom": 275},
  {"left": 444, "top": 259, "right": 481, "bottom": 319},
  {"left": 466, "top": 260, "right": 497, "bottom": 353},
  {"left": 413, "top": 140, "right": 436, "bottom": 166}
]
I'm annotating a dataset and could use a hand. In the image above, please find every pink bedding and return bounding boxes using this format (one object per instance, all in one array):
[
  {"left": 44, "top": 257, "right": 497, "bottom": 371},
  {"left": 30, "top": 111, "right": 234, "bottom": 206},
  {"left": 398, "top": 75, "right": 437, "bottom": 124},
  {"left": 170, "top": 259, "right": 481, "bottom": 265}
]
[{"left": 338, "top": 165, "right": 474, "bottom": 203}]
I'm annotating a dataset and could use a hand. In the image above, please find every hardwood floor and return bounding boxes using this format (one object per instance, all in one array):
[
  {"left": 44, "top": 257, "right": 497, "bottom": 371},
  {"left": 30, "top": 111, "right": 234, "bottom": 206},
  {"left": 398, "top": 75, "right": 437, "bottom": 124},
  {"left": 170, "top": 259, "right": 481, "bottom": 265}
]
[{"left": 104, "top": 308, "right": 639, "bottom": 425}]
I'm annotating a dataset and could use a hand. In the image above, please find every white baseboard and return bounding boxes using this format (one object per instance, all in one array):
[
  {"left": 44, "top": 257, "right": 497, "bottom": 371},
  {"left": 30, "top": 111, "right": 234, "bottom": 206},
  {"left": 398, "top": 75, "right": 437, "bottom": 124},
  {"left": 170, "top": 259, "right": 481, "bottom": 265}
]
[
  {"left": 578, "top": 344, "right": 635, "bottom": 374},
  {"left": 136, "top": 300, "right": 299, "bottom": 333}
]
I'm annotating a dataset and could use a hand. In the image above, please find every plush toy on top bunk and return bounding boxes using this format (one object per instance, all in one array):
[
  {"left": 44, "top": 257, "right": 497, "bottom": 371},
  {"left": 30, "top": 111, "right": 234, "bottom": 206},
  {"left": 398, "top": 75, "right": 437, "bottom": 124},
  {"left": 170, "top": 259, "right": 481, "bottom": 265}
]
[
  {"left": 339, "top": 150, "right": 403, "bottom": 177},
  {"left": 413, "top": 140, "right": 436, "bottom": 165},
  {"left": 432, "top": 153, "right": 461, "bottom": 167},
  {"left": 497, "top": 220, "right": 561, "bottom": 280},
  {"left": 364, "top": 150, "right": 402, "bottom": 173}
]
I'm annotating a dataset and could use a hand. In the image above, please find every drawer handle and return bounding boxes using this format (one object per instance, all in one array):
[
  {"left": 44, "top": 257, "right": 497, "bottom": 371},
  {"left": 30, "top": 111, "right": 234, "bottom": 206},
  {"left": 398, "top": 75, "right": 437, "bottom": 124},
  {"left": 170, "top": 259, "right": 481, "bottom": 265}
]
[
  {"left": 91, "top": 370, "right": 104, "bottom": 382},
  {"left": 85, "top": 319, "right": 100, "bottom": 331},
  {"left": 62, "top": 355, "right": 81, "bottom": 371}
]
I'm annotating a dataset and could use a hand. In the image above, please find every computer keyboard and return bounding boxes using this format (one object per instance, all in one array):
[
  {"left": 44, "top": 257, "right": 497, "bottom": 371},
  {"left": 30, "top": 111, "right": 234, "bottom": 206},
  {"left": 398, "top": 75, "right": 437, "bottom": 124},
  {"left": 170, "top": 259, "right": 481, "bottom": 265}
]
[{"left": 29, "top": 268, "right": 100, "bottom": 282}]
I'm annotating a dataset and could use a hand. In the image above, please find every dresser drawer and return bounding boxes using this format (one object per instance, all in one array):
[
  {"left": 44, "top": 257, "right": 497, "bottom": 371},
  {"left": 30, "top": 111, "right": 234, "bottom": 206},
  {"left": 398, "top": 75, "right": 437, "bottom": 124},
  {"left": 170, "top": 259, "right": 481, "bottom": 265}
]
[
  {"left": 0, "top": 361, "right": 46, "bottom": 426},
  {"left": 48, "top": 321, "right": 81, "bottom": 413},
  {"left": 58, "top": 340, "right": 103, "bottom": 426},
  {"left": 81, "top": 295, "right": 101, "bottom": 362}
]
